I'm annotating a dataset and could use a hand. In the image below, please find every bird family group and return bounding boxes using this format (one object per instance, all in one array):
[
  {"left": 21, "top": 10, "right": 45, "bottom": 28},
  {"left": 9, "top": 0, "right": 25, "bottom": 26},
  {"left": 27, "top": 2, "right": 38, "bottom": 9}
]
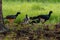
[{"left": 5, "top": 11, "right": 53, "bottom": 24}]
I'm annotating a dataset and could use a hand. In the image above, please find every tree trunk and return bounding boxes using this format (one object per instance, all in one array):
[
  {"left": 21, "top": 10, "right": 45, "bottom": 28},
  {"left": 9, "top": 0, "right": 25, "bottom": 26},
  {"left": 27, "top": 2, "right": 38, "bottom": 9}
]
[{"left": 0, "top": 0, "right": 4, "bottom": 24}]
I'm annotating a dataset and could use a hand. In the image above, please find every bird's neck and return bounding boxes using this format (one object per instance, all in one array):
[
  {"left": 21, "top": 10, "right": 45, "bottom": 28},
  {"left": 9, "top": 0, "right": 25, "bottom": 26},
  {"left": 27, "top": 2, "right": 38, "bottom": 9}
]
[
  {"left": 26, "top": 16, "right": 29, "bottom": 20},
  {"left": 15, "top": 14, "right": 19, "bottom": 17},
  {"left": 48, "top": 13, "right": 52, "bottom": 17},
  {"left": 26, "top": 16, "right": 28, "bottom": 18}
]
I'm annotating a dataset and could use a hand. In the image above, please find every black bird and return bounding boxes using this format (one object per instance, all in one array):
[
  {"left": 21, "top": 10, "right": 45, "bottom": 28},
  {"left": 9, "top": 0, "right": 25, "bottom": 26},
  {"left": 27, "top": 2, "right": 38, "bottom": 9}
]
[
  {"left": 23, "top": 14, "right": 30, "bottom": 24},
  {"left": 30, "top": 16, "right": 38, "bottom": 20},
  {"left": 30, "top": 16, "right": 40, "bottom": 24},
  {"left": 30, "top": 11, "right": 53, "bottom": 23},
  {"left": 30, "top": 19, "right": 40, "bottom": 24},
  {"left": 5, "top": 12, "right": 21, "bottom": 23},
  {"left": 37, "top": 11, "right": 53, "bottom": 23}
]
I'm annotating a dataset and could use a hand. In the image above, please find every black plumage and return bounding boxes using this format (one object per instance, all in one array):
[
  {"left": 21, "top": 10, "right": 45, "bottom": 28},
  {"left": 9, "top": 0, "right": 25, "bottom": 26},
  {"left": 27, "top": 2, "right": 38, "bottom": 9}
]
[
  {"left": 30, "top": 19, "right": 40, "bottom": 24},
  {"left": 4, "top": 12, "right": 21, "bottom": 23},
  {"left": 30, "top": 16, "right": 40, "bottom": 24},
  {"left": 38, "top": 11, "right": 52, "bottom": 21},
  {"left": 24, "top": 14, "right": 30, "bottom": 24},
  {"left": 5, "top": 12, "right": 21, "bottom": 19},
  {"left": 30, "top": 11, "right": 53, "bottom": 23},
  {"left": 30, "top": 16, "right": 38, "bottom": 20}
]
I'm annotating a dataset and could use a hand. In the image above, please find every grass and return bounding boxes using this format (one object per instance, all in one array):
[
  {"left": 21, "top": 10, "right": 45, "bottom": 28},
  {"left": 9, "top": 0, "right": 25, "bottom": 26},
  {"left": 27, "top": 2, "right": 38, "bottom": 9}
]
[{"left": 2, "top": 0, "right": 60, "bottom": 24}]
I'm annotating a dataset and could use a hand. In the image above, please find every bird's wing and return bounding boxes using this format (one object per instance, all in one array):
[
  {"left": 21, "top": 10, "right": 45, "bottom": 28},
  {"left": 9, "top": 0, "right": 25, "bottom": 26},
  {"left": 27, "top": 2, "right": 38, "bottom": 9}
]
[
  {"left": 38, "top": 15, "right": 49, "bottom": 19},
  {"left": 30, "top": 16, "right": 38, "bottom": 20},
  {"left": 6, "top": 15, "right": 16, "bottom": 19}
]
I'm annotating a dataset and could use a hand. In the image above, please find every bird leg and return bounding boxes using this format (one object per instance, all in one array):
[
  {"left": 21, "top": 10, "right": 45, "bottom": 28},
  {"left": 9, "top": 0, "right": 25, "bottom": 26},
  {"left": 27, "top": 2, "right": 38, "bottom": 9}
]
[{"left": 40, "top": 18, "right": 45, "bottom": 24}]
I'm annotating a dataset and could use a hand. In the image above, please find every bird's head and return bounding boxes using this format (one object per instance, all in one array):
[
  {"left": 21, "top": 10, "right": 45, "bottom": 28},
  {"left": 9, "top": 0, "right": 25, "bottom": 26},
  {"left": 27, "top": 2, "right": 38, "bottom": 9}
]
[
  {"left": 15, "top": 12, "right": 21, "bottom": 16},
  {"left": 17, "top": 12, "right": 21, "bottom": 14},
  {"left": 49, "top": 11, "right": 53, "bottom": 14}
]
